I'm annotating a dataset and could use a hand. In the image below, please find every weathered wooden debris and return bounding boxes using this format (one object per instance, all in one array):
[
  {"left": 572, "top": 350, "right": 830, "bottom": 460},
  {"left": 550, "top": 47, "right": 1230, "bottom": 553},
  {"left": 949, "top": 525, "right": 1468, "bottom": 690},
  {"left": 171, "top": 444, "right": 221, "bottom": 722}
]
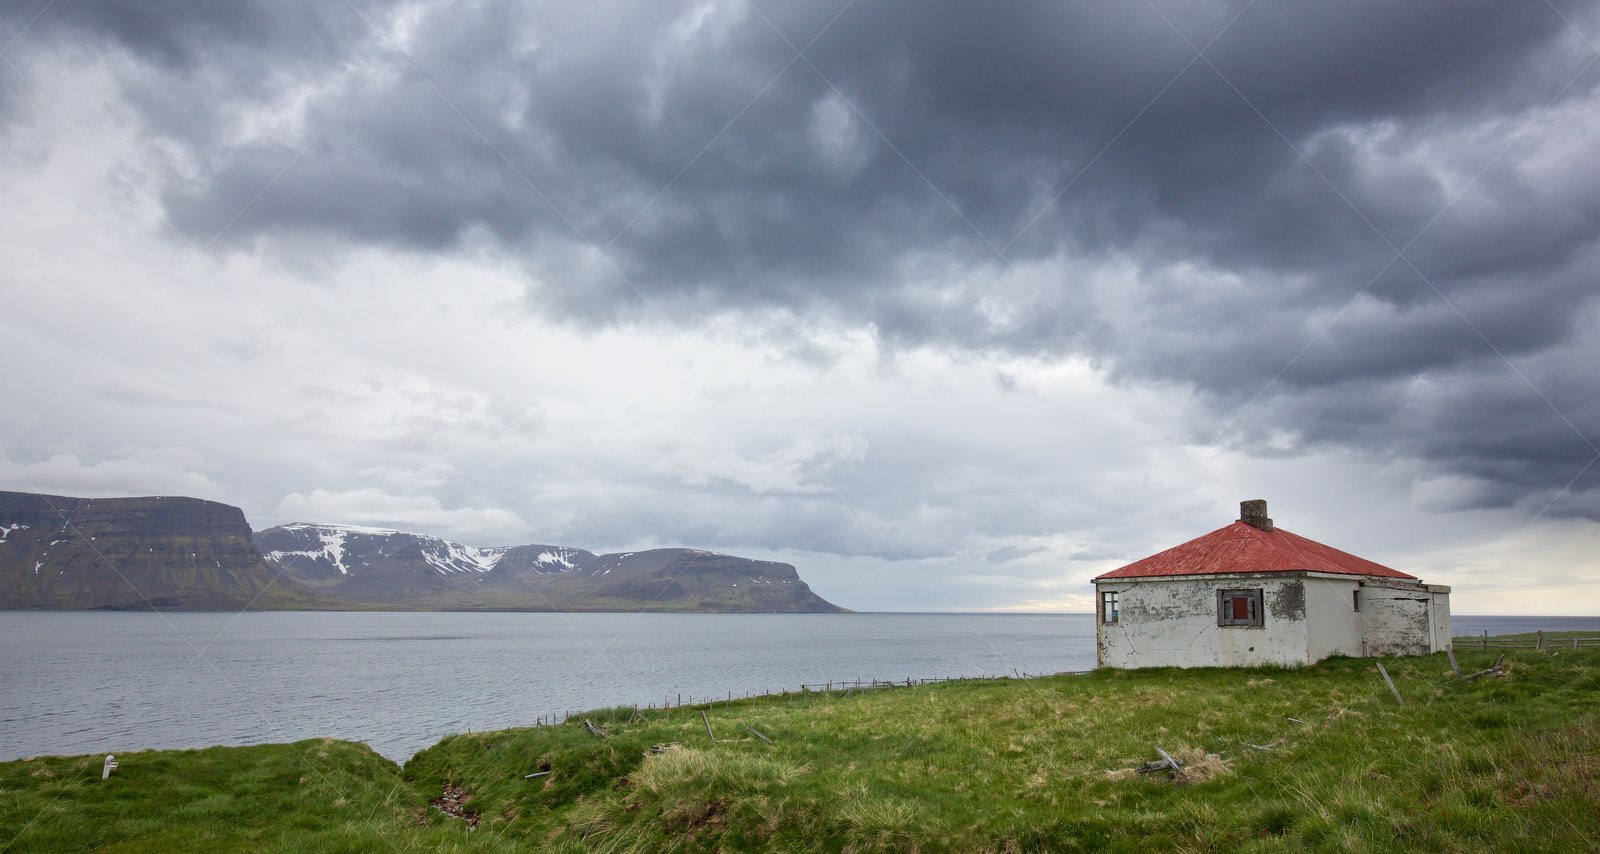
[
  {"left": 584, "top": 719, "right": 610, "bottom": 739},
  {"left": 1137, "top": 746, "right": 1187, "bottom": 782},
  {"left": 1464, "top": 655, "right": 1507, "bottom": 681},
  {"left": 746, "top": 726, "right": 774, "bottom": 744},
  {"left": 522, "top": 771, "right": 551, "bottom": 779},
  {"left": 700, "top": 710, "right": 717, "bottom": 742},
  {"left": 649, "top": 742, "right": 681, "bottom": 754}
]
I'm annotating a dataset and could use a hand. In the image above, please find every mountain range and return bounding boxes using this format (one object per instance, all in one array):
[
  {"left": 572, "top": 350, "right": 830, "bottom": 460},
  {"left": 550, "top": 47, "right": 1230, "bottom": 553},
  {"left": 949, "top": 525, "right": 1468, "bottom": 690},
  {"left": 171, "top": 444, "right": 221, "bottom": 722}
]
[{"left": 0, "top": 490, "right": 844, "bottom": 613}]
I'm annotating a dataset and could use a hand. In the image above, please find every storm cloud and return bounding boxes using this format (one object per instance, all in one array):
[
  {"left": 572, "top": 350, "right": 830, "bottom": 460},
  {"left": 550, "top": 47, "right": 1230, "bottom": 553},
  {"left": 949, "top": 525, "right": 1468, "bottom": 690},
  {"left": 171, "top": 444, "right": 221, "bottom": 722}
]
[{"left": 2, "top": 0, "right": 1598, "bottom": 610}]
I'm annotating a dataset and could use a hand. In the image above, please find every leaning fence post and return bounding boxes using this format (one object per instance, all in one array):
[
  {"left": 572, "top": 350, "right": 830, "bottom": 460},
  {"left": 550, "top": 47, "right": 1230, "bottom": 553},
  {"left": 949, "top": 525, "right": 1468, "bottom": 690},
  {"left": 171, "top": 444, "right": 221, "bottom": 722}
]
[
  {"left": 1375, "top": 660, "right": 1404, "bottom": 705},
  {"left": 1482, "top": 630, "right": 1488, "bottom": 650},
  {"left": 1447, "top": 645, "right": 1460, "bottom": 678}
]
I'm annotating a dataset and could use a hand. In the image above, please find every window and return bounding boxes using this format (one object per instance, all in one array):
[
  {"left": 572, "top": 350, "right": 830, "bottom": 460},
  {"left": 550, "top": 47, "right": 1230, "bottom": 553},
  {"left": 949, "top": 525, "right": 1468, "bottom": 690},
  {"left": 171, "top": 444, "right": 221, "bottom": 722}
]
[
  {"left": 1217, "top": 588, "right": 1263, "bottom": 628},
  {"left": 1352, "top": 589, "right": 1360, "bottom": 612},
  {"left": 1101, "top": 590, "right": 1119, "bottom": 624}
]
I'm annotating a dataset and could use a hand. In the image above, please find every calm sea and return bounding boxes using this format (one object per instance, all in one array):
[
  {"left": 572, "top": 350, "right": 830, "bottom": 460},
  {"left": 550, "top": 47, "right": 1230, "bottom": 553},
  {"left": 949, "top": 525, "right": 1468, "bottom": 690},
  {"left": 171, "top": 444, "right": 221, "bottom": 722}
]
[{"left": 0, "top": 611, "right": 1592, "bottom": 763}]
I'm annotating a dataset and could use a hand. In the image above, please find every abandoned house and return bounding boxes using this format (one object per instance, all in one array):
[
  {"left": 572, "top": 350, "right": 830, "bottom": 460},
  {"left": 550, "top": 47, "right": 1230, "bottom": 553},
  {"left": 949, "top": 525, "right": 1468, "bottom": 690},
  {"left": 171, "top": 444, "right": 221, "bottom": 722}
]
[{"left": 1092, "top": 500, "right": 1452, "bottom": 668}]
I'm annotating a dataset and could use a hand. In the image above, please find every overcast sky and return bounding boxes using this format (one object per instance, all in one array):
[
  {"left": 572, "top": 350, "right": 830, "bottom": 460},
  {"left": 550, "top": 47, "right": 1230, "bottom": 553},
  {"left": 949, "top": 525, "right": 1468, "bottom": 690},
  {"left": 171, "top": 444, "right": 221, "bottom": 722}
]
[{"left": 2, "top": 0, "right": 1597, "bottom": 614}]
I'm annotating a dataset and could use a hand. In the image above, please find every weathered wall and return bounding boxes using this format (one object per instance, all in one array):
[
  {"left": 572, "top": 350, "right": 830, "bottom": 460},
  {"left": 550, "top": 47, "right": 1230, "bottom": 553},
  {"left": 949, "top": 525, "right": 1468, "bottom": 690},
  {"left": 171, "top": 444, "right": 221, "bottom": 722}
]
[
  {"left": 1359, "top": 579, "right": 1436, "bottom": 656},
  {"left": 1302, "top": 576, "right": 1363, "bottom": 662},
  {"left": 1095, "top": 576, "right": 1310, "bottom": 668},
  {"left": 1429, "top": 586, "right": 1453, "bottom": 653}
]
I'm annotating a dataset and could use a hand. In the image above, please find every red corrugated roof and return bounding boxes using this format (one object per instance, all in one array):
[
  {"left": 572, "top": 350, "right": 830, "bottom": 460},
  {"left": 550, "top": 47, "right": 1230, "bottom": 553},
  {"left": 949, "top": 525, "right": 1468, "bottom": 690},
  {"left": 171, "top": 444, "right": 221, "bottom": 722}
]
[{"left": 1092, "top": 521, "right": 1416, "bottom": 581}]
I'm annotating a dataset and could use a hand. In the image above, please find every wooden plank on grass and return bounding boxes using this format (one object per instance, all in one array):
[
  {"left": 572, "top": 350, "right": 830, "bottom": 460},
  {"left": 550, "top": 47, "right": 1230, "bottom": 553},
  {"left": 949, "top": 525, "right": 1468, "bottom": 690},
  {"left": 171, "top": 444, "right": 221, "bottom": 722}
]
[
  {"left": 746, "top": 726, "right": 774, "bottom": 744},
  {"left": 1376, "top": 660, "right": 1404, "bottom": 705},
  {"left": 701, "top": 710, "right": 716, "bottom": 742}
]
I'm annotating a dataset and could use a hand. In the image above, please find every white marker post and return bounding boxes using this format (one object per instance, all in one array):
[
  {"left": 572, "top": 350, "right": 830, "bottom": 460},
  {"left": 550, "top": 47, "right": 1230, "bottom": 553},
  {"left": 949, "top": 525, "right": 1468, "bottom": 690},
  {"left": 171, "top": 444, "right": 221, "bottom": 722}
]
[{"left": 102, "top": 755, "right": 118, "bottom": 780}]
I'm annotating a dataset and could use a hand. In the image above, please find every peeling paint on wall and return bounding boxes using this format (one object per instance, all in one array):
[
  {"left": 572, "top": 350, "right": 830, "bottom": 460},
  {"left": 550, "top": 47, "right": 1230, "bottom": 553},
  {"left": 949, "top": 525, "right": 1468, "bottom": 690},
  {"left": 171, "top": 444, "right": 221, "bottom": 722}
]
[
  {"left": 1094, "top": 572, "right": 1450, "bottom": 669},
  {"left": 1269, "top": 580, "right": 1306, "bottom": 620}
]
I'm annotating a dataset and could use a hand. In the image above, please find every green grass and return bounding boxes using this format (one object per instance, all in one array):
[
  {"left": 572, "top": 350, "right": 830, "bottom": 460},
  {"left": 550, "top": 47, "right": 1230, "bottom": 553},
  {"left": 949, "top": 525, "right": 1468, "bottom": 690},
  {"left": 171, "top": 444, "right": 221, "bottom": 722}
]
[
  {"left": 6, "top": 648, "right": 1600, "bottom": 852},
  {"left": 0, "top": 739, "right": 505, "bottom": 852}
]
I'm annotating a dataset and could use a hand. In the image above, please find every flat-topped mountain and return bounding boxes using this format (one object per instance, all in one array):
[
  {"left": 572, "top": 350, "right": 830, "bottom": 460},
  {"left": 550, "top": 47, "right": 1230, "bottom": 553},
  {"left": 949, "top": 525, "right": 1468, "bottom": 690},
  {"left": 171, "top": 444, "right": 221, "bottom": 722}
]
[
  {"left": 0, "top": 490, "right": 323, "bottom": 610},
  {"left": 0, "top": 490, "right": 845, "bottom": 612},
  {"left": 252, "top": 523, "right": 846, "bottom": 613}
]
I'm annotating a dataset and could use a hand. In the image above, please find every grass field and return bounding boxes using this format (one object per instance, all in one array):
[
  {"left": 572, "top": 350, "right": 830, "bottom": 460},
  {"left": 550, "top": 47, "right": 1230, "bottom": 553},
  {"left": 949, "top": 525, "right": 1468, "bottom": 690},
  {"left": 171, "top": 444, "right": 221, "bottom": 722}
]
[{"left": 4, "top": 641, "right": 1598, "bottom": 852}]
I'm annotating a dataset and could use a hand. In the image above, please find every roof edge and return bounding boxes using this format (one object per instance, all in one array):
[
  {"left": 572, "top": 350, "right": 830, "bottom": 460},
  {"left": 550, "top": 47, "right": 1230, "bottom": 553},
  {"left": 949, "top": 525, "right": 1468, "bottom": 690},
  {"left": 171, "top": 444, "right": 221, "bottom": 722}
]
[{"left": 1092, "top": 569, "right": 1427, "bottom": 584}]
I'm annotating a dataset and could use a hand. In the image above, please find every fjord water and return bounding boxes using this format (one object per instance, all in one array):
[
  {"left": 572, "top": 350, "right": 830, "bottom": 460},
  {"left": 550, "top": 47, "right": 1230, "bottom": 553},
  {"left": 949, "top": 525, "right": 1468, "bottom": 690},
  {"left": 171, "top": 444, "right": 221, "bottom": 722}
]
[
  {"left": 3, "top": 611, "right": 1591, "bottom": 763},
  {"left": 0, "top": 611, "right": 1094, "bottom": 762}
]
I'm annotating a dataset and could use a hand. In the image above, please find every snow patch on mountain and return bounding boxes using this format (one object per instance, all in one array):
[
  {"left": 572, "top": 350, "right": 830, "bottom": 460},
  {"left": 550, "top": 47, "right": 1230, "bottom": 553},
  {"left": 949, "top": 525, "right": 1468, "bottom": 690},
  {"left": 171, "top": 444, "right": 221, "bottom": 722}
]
[
  {"left": 262, "top": 525, "right": 366, "bottom": 575},
  {"left": 422, "top": 540, "right": 505, "bottom": 574},
  {"left": 536, "top": 550, "right": 576, "bottom": 569},
  {"left": 262, "top": 523, "right": 508, "bottom": 576}
]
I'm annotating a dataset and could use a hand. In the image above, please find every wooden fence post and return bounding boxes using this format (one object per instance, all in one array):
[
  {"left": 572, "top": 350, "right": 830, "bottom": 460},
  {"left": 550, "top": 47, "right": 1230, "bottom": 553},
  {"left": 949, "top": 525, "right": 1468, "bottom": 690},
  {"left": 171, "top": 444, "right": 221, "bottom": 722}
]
[
  {"left": 1447, "top": 645, "right": 1460, "bottom": 678},
  {"left": 1375, "top": 660, "right": 1404, "bottom": 705}
]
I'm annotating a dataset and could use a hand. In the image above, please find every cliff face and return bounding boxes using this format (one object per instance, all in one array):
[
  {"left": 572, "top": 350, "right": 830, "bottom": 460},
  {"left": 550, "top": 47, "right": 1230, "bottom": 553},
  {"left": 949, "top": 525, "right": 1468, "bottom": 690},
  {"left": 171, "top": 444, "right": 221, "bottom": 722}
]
[
  {"left": 0, "top": 490, "right": 846, "bottom": 613},
  {"left": 253, "top": 524, "right": 847, "bottom": 613},
  {"left": 522, "top": 548, "right": 848, "bottom": 613},
  {"left": 0, "top": 491, "right": 323, "bottom": 610}
]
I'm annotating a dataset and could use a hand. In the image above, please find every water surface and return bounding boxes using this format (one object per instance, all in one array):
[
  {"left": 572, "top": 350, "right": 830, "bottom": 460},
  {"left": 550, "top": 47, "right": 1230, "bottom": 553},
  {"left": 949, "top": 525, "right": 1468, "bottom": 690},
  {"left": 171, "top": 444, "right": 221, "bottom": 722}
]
[
  {"left": 2, "top": 611, "right": 1590, "bottom": 763},
  {"left": 0, "top": 611, "right": 1092, "bottom": 762}
]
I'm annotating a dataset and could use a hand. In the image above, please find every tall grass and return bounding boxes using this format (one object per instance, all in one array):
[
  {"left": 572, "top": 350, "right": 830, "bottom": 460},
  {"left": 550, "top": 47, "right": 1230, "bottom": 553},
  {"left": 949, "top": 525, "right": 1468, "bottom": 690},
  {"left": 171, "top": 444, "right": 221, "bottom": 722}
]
[
  {"left": 0, "top": 739, "right": 510, "bottom": 852},
  {"left": 404, "top": 647, "right": 1600, "bottom": 851},
  {"left": 5, "top": 646, "right": 1598, "bottom": 851}
]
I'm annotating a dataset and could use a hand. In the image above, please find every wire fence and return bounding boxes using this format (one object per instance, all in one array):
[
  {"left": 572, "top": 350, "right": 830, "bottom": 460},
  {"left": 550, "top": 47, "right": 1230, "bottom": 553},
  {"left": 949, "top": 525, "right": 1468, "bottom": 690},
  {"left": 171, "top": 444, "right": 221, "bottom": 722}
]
[
  {"left": 526, "top": 637, "right": 1600, "bottom": 728},
  {"left": 1455, "top": 632, "right": 1600, "bottom": 651},
  {"left": 527, "top": 670, "right": 1093, "bottom": 728}
]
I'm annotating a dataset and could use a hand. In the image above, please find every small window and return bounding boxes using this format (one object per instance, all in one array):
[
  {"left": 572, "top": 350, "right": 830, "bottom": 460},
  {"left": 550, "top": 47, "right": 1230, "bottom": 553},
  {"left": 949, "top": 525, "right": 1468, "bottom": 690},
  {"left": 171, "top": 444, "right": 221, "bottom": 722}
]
[
  {"left": 1101, "top": 590, "right": 1119, "bottom": 624},
  {"left": 1218, "top": 588, "right": 1263, "bottom": 628},
  {"left": 1352, "top": 589, "right": 1360, "bottom": 612}
]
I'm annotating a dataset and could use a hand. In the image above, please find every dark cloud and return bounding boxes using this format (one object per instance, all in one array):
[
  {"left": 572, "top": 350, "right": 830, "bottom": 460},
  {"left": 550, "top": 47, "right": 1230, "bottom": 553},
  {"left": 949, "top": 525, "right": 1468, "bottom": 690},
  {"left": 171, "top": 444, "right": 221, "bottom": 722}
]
[{"left": 6, "top": 0, "right": 1598, "bottom": 517}]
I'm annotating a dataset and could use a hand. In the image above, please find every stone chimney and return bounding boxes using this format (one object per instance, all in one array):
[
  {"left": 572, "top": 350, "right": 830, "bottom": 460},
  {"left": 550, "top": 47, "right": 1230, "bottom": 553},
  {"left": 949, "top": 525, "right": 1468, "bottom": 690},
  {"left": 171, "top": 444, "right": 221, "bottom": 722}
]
[{"left": 1239, "top": 499, "right": 1274, "bottom": 531}]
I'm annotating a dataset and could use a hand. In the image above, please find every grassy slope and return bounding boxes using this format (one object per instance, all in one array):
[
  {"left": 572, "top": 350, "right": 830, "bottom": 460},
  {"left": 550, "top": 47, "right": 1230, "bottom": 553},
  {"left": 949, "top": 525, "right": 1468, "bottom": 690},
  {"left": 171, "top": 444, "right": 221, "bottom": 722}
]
[
  {"left": 0, "top": 740, "right": 507, "bottom": 853},
  {"left": 406, "top": 647, "right": 1600, "bottom": 852},
  {"left": 5, "top": 645, "right": 1598, "bottom": 852}
]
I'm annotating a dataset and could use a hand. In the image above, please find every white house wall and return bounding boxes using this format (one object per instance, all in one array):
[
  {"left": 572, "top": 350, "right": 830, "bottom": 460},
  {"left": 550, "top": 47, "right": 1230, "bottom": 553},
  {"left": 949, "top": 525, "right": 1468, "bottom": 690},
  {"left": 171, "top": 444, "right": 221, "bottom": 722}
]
[
  {"left": 1302, "top": 577, "right": 1363, "bottom": 662},
  {"left": 1096, "top": 576, "right": 1310, "bottom": 668}
]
